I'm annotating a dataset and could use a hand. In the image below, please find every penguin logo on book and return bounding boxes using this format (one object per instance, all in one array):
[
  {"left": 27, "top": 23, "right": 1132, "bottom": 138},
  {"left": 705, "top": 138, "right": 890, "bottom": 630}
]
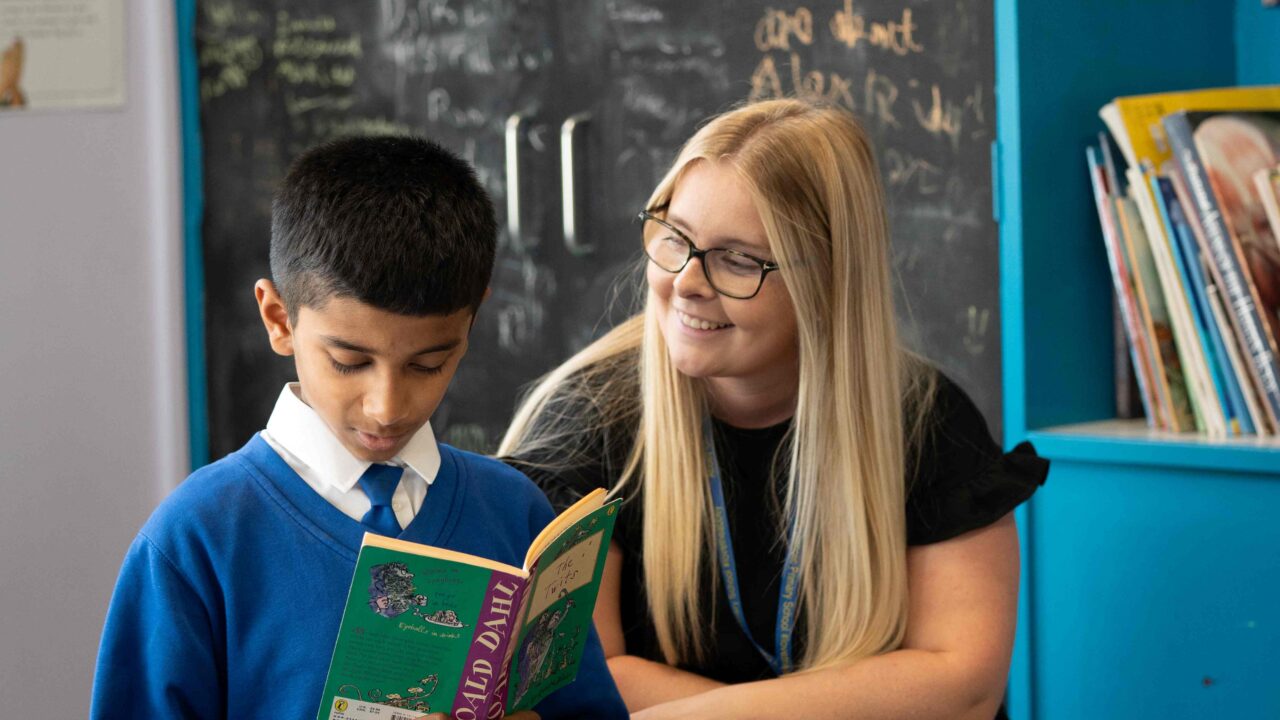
[{"left": 334, "top": 699, "right": 348, "bottom": 712}]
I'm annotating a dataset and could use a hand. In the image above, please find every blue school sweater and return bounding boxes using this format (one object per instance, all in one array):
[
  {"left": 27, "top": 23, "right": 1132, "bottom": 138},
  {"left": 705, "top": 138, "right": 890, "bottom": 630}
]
[{"left": 91, "top": 434, "right": 626, "bottom": 719}]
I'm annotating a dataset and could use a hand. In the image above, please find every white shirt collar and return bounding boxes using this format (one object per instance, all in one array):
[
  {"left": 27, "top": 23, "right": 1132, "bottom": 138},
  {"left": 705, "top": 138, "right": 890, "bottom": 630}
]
[{"left": 264, "top": 383, "right": 441, "bottom": 492}]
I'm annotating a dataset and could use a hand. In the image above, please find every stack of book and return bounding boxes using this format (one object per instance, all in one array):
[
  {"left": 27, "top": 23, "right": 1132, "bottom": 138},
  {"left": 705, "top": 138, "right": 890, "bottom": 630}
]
[{"left": 1088, "top": 85, "right": 1280, "bottom": 437}]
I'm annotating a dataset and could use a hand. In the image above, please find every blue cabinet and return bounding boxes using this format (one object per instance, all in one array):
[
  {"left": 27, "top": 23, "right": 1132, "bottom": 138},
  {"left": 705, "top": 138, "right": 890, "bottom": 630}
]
[{"left": 994, "top": 1, "right": 1280, "bottom": 716}]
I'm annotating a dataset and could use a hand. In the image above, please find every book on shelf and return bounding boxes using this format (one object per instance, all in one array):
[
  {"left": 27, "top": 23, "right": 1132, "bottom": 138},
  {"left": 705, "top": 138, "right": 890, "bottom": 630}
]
[
  {"left": 1114, "top": 191, "right": 1196, "bottom": 431},
  {"left": 1157, "top": 173, "right": 1256, "bottom": 435},
  {"left": 1099, "top": 85, "right": 1280, "bottom": 170},
  {"left": 1163, "top": 108, "right": 1280, "bottom": 432},
  {"left": 1149, "top": 173, "right": 1237, "bottom": 435},
  {"left": 1129, "top": 164, "right": 1225, "bottom": 435},
  {"left": 316, "top": 489, "right": 621, "bottom": 720},
  {"left": 1087, "top": 144, "right": 1159, "bottom": 427},
  {"left": 1168, "top": 167, "right": 1270, "bottom": 435},
  {"left": 1113, "top": 298, "right": 1144, "bottom": 420}
]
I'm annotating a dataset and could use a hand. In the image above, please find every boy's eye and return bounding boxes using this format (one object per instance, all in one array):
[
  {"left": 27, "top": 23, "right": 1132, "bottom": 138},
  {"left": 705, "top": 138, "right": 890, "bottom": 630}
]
[
  {"left": 329, "top": 358, "right": 368, "bottom": 375},
  {"left": 410, "top": 363, "right": 446, "bottom": 376}
]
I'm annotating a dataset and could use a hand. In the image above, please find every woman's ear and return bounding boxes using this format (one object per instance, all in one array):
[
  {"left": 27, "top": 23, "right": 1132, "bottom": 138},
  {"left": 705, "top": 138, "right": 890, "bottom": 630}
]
[{"left": 254, "top": 279, "right": 295, "bottom": 356}]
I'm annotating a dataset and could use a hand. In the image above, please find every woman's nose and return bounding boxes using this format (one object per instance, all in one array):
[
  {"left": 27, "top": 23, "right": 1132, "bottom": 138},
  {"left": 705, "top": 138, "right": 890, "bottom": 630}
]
[{"left": 672, "top": 255, "right": 715, "bottom": 298}]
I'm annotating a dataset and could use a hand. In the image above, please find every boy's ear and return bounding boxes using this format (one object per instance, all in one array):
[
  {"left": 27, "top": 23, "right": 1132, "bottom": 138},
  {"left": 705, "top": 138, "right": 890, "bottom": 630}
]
[{"left": 254, "top": 279, "right": 295, "bottom": 357}]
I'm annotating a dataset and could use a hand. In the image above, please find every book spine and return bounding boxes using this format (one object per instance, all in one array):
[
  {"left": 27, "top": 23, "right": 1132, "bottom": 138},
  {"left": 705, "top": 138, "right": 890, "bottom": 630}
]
[
  {"left": 1161, "top": 175, "right": 1253, "bottom": 434},
  {"left": 1116, "top": 195, "right": 1180, "bottom": 429},
  {"left": 1130, "top": 166, "right": 1215, "bottom": 434},
  {"left": 1087, "top": 147, "right": 1157, "bottom": 426},
  {"left": 451, "top": 571, "right": 527, "bottom": 720},
  {"left": 1145, "top": 169, "right": 1232, "bottom": 436},
  {"left": 1170, "top": 168, "right": 1266, "bottom": 435},
  {"left": 490, "top": 573, "right": 534, "bottom": 714},
  {"left": 1165, "top": 112, "right": 1280, "bottom": 431},
  {"left": 1208, "top": 284, "right": 1271, "bottom": 435}
]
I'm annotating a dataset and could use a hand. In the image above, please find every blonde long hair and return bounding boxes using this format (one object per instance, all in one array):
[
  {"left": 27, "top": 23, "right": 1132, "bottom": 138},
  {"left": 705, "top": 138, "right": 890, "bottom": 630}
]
[{"left": 500, "top": 98, "right": 935, "bottom": 671}]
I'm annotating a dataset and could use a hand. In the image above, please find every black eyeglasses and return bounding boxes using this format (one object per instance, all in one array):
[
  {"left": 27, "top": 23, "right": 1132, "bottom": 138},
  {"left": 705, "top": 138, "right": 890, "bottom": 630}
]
[{"left": 638, "top": 210, "right": 780, "bottom": 299}]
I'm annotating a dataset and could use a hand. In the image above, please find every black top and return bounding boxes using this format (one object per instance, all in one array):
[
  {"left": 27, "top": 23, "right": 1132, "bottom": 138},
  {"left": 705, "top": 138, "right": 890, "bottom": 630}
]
[{"left": 503, "top": 367, "right": 1047, "bottom": 714}]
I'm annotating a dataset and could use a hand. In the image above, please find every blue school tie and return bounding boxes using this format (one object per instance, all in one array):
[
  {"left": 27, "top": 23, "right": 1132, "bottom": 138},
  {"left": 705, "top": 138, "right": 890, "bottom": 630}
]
[{"left": 358, "top": 464, "right": 404, "bottom": 537}]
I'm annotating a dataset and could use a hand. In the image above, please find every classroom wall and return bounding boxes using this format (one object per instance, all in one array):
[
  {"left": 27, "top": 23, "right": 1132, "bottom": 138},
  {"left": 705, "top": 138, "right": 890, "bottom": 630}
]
[{"left": 0, "top": 2, "right": 187, "bottom": 715}]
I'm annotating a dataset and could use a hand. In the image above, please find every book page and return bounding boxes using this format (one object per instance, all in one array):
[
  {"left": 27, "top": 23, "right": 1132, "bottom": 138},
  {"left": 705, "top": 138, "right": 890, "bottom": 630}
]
[
  {"left": 522, "top": 488, "right": 607, "bottom": 569},
  {"left": 506, "top": 498, "right": 620, "bottom": 713}
]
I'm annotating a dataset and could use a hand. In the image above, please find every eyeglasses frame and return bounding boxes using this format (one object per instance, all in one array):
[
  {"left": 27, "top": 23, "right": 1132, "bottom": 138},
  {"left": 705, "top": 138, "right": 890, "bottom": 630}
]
[{"left": 637, "top": 209, "right": 780, "bottom": 300}]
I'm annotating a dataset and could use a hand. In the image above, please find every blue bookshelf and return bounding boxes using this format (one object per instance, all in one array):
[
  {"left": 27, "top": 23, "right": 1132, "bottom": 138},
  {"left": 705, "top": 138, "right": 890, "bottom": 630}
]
[{"left": 996, "top": 1, "right": 1280, "bottom": 717}]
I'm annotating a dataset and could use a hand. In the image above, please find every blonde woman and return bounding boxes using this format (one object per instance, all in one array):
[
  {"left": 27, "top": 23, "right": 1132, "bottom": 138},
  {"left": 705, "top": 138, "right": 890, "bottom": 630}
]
[{"left": 500, "top": 98, "right": 1046, "bottom": 719}]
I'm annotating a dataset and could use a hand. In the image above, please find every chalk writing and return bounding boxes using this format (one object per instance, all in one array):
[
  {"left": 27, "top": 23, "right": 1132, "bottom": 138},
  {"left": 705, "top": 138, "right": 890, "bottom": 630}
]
[
  {"left": 199, "top": 34, "right": 263, "bottom": 101},
  {"left": 749, "top": 53, "right": 853, "bottom": 111},
  {"left": 272, "top": 33, "right": 362, "bottom": 60},
  {"left": 962, "top": 306, "right": 991, "bottom": 356},
  {"left": 315, "top": 115, "right": 416, "bottom": 139},
  {"left": 829, "top": 3, "right": 923, "bottom": 55},
  {"left": 754, "top": 7, "right": 814, "bottom": 51},
  {"left": 863, "top": 69, "right": 900, "bottom": 128},
  {"left": 912, "top": 83, "right": 985, "bottom": 149},
  {"left": 284, "top": 92, "right": 354, "bottom": 116},
  {"left": 883, "top": 148, "right": 943, "bottom": 195}
]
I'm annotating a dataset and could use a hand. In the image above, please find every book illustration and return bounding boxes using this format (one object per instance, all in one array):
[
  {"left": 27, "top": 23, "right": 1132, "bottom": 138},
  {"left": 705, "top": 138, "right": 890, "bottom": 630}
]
[
  {"left": 367, "top": 562, "right": 429, "bottom": 619},
  {"left": 414, "top": 608, "right": 466, "bottom": 628},
  {"left": 511, "top": 598, "right": 576, "bottom": 707},
  {"left": 1194, "top": 114, "right": 1280, "bottom": 326},
  {"left": 335, "top": 674, "right": 440, "bottom": 715}
]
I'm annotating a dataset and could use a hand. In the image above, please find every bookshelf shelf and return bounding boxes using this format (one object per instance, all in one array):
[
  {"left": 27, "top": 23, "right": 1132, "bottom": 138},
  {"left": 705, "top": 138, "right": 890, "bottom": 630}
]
[
  {"left": 996, "top": 0, "right": 1280, "bottom": 718},
  {"left": 1029, "top": 420, "right": 1280, "bottom": 475}
]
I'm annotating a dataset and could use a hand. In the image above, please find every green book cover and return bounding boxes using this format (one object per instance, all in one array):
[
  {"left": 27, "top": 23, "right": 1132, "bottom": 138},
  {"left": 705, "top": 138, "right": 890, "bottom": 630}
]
[{"left": 316, "top": 489, "right": 620, "bottom": 720}]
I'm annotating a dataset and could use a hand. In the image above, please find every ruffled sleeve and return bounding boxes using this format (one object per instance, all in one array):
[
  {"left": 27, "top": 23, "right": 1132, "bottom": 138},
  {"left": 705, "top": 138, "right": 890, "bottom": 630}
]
[{"left": 906, "top": 375, "right": 1049, "bottom": 545}]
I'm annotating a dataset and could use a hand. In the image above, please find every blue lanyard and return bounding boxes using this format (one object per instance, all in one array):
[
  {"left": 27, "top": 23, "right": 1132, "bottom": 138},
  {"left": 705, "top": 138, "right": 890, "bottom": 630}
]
[{"left": 705, "top": 419, "right": 801, "bottom": 675}]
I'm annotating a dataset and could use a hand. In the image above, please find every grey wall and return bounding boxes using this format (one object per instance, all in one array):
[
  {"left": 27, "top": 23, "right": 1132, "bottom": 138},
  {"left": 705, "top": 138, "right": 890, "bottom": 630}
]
[{"left": 0, "top": 2, "right": 187, "bottom": 715}]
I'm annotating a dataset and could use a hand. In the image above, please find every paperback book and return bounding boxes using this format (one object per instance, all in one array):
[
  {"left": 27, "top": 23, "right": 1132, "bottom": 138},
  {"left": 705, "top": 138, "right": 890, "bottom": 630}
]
[
  {"left": 316, "top": 489, "right": 621, "bottom": 720},
  {"left": 1164, "top": 108, "right": 1280, "bottom": 431}
]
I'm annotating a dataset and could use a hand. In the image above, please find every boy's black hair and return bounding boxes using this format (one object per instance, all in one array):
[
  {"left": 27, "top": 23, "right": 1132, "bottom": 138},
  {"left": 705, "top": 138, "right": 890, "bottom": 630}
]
[{"left": 270, "top": 135, "right": 497, "bottom": 321}]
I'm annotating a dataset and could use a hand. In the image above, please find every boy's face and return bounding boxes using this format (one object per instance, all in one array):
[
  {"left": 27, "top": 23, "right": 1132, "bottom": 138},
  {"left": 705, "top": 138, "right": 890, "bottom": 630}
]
[{"left": 255, "top": 280, "right": 478, "bottom": 463}]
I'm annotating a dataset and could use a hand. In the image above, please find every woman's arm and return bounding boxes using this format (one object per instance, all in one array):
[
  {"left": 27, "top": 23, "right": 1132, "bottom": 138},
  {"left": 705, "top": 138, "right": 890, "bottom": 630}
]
[
  {"left": 631, "top": 513, "right": 1021, "bottom": 720},
  {"left": 594, "top": 542, "right": 726, "bottom": 712}
]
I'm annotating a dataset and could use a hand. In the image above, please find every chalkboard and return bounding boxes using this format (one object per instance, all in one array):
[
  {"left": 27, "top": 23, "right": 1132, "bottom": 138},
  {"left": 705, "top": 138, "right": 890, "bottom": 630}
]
[{"left": 196, "top": 0, "right": 999, "bottom": 459}]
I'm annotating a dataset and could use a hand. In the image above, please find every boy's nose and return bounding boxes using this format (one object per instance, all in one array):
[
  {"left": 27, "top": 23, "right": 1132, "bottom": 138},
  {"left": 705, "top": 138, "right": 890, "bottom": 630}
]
[{"left": 363, "top": 376, "right": 411, "bottom": 427}]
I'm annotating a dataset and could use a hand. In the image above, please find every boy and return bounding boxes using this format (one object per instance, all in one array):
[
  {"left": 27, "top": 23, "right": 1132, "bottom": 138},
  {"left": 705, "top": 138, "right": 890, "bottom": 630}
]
[{"left": 90, "top": 136, "right": 626, "bottom": 719}]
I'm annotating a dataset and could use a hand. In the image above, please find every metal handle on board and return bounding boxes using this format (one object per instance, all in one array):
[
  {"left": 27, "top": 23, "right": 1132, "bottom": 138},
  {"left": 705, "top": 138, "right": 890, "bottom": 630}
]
[
  {"left": 561, "top": 112, "right": 594, "bottom": 256},
  {"left": 505, "top": 112, "right": 524, "bottom": 250}
]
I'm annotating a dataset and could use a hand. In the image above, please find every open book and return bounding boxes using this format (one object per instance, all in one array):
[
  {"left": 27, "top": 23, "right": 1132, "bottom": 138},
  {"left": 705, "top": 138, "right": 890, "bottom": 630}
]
[{"left": 316, "top": 489, "right": 621, "bottom": 720}]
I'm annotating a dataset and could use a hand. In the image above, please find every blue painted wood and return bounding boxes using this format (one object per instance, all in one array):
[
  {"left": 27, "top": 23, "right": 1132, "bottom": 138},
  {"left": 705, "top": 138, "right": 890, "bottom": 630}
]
[
  {"left": 1029, "top": 430, "right": 1280, "bottom": 476},
  {"left": 1237, "top": 0, "right": 1280, "bottom": 86},
  {"left": 1029, "top": 460, "right": 1280, "bottom": 718},
  {"left": 1011, "top": 1, "right": 1236, "bottom": 435},
  {"left": 999, "top": 2, "right": 1280, "bottom": 717},
  {"left": 994, "top": 1, "right": 1032, "bottom": 713},
  {"left": 176, "top": 0, "right": 208, "bottom": 470}
]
